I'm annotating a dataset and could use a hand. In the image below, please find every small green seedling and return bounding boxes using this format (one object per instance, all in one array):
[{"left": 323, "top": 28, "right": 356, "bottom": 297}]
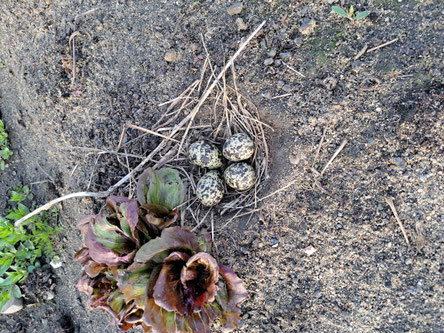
[
  {"left": 0, "top": 186, "right": 60, "bottom": 310},
  {"left": 332, "top": 5, "right": 370, "bottom": 25},
  {"left": 0, "top": 120, "right": 12, "bottom": 171}
]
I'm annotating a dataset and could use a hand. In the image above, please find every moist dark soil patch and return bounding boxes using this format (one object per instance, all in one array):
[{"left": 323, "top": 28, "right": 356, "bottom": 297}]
[{"left": 1, "top": 0, "right": 443, "bottom": 332}]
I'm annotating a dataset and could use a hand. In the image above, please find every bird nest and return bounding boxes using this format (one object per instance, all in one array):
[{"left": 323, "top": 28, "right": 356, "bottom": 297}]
[{"left": 116, "top": 58, "right": 271, "bottom": 233}]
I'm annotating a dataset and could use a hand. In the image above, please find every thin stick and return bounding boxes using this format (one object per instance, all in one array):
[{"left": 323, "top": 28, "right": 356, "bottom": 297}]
[
  {"left": 176, "top": 20, "right": 266, "bottom": 155},
  {"left": 62, "top": 146, "right": 144, "bottom": 159},
  {"left": 354, "top": 43, "right": 368, "bottom": 60},
  {"left": 313, "top": 126, "right": 327, "bottom": 167},
  {"left": 224, "top": 179, "right": 297, "bottom": 211},
  {"left": 87, "top": 155, "right": 101, "bottom": 190},
  {"left": 282, "top": 61, "right": 305, "bottom": 78},
  {"left": 271, "top": 93, "right": 292, "bottom": 99},
  {"left": 15, "top": 139, "right": 169, "bottom": 227},
  {"left": 69, "top": 31, "right": 81, "bottom": 87},
  {"left": 320, "top": 139, "right": 347, "bottom": 176},
  {"left": 125, "top": 124, "right": 180, "bottom": 143},
  {"left": 367, "top": 38, "right": 399, "bottom": 53},
  {"left": 384, "top": 197, "right": 410, "bottom": 246}
]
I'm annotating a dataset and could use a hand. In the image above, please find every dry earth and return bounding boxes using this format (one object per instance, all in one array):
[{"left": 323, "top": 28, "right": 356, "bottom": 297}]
[{"left": 0, "top": 0, "right": 443, "bottom": 332}]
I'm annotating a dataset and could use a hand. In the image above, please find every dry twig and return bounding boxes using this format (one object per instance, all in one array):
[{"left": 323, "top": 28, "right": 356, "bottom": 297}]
[{"left": 384, "top": 197, "right": 410, "bottom": 246}]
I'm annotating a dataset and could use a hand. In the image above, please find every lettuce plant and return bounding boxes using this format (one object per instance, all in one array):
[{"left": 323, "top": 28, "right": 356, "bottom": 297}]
[{"left": 75, "top": 168, "right": 247, "bottom": 332}]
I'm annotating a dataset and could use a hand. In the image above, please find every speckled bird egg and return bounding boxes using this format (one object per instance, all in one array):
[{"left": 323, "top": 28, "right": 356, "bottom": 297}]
[
  {"left": 224, "top": 163, "right": 256, "bottom": 191},
  {"left": 196, "top": 171, "right": 224, "bottom": 206},
  {"left": 223, "top": 133, "right": 255, "bottom": 162},
  {"left": 188, "top": 141, "right": 223, "bottom": 169}
]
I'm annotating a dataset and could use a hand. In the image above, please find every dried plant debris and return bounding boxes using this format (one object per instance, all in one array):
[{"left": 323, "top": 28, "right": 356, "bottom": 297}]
[{"left": 116, "top": 57, "right": 272, "bottom": 230}]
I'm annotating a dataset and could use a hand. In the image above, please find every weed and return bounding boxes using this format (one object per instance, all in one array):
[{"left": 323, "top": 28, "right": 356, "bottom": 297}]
[
  {"left": 0, "top": 120, "right": 12, "bottom": 171},
  {"left": 331, "top": 5, "right": 370, "bottom": 25},
  {"left": 0, "top": 186, "right": 60, "bottom": 310}
]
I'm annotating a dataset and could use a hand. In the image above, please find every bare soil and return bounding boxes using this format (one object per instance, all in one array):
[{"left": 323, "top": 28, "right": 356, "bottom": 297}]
[{"left": 0, "top": 0, "right": 443, "bottom": 332}]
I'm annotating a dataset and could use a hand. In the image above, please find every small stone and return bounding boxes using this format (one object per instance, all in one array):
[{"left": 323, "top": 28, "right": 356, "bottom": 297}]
[
  {"left": 50, "top": 256, "right": 63, "bottom": 269},
  {"left": 227, "top": 3, "right": 243, "bottom": 15},
  {"left": 236, "top": 17, "right": 248, "bottom": 31},
  {"left": 303, "top": 245, "right": 317, "bottom": 256},
  {"left": 279, "top": 52, "right": 292, "bottom": 59},
  {"left": 164, "top": 49, "right": 179, "bottom": 63},
  {"left": 264, "top": 58, "right": 274, "bottom": 66},
  {"left": 282, "top": 84, "right": 292, "bottom": 93},
  {"left": 277, "top": 80, "right": 284, "bottom": 89},
  {"left": 299, "top": 19, "right": 316, "bottom": 35},
  {"left": 1, "top": 295, "right": 23, "bottom": 314},
  {"left": 294, "top": 38, "right": 303, "bottom": 47},
  {"left": 267, "top": 49, "right": 277, "bottom": 58},
  {"left": 46, "top": 291, "right": 55, "bottom": 301}
]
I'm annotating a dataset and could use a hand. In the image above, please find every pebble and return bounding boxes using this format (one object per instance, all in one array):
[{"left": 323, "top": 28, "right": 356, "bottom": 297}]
[
  {"left": 164, "top": 49, "right": 179, "bottom": 63},
  {"left": 277, "top": 80, "right": 284, "bottom": 89},
  {"left": 236, "top": 17, "right": 248, "bottom": 31},
  {"left": 304, "top": 245, "right": 317, "bottom": 256},
  {"left": 267, "top": 49, "right": 277, "bottom": 58},
  {"left": 282, "top": 84, "right": 292, "bottom": 92},
  {"left": 46, "top": 291, "right": 55, "bottom": 301},
  {"left": 1, "top": 295, "right": 23, "bottom": 314},
  {"left": 299, "top": 19, "right": 316, "bottom": 35},
  {"left": 279, "top": 52, "right": 292, "bottom": 59},
  {"left": 264, "top": 58, "right": 274, "bottom": 66},
  {"left": 50, "top": 256, "right": 63, "bottom": 269},
  {"left": 227, "top": 3, "right": 243, "bottom": 15}
]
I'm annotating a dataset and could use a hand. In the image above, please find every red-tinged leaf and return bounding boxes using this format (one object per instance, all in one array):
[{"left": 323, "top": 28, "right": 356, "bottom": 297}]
[
  {"left": 142, "top": 298, "right": 170, "bottom": 332},
  {"left": 77, "top": 275, "right": 93, "bottom": 295},
  {"left": 141, "top": 204, "right": 180, "bottom": 230},
  {"left": 74, "top": 247, "right": 90, "bottom": 263},
  {"left": 136, "top": 168, "right": 150, "bottom": 206},
  {"left": 153, "top": 251, "right": 190, "bottom": 315},
  {"left": 219, "top": 265, "right": 247, "bottom": 307},
  {"left": 106, "top": 195, "right": 131, "bottom": 213},
  {"left": 78, "top": 215, "right": 95, "bottom": 234},
  {"left": 180, "top": 253, "right": 219, "bottom": 314},
  {"left": 91, "top": 215, "right": 135, "bottom": 253},
  {"left": 137, "top": 168, "right": 186, "bottom": 210},
  {"left": 118, "top": 271, "right": 151, "bottom": 309},
  {"left": 85, "top": 225, "right": 135, "bottom": 266},
  {"left": 215, "top": 265, "right": 248, "bottom": 332},
  {"left": 131, "top": 227, "right": 200, "bottom": 267},
  {"left": 107, "top": 196, "right": 142, "bottom": 245},
  {"left": 84, "top": 260, "right": 107, "bottom": 278},
  {"left": 108, "top": 289, "right": 125, "bottom": 314}
]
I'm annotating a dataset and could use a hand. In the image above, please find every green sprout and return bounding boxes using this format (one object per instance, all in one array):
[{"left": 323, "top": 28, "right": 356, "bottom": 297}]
[
  {"left": 0, "top": 120, "right": 12, "bottom": 171},
  {"left": 0, "top": 186, "right": 60, "bottom": 311},
  {"left": 332, "top": 5, "right": 370, "bottom": 25}
]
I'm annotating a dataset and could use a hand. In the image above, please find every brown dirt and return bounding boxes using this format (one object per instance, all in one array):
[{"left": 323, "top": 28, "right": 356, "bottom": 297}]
[{"left": 1, "top": 0, "right": 443, "bottom": 332}]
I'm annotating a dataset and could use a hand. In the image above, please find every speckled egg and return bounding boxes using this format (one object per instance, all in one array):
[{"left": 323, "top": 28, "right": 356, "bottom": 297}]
[
  {"left": 188, "top": 141, "right": 223, "bottom": 169},
  {"left": 196, "top": 171, "right": 224, "bottom": 206},
  {"left": 223, "top": 133, "right": 255, "bottom": 162},
  {"left": 224, "top": 163, "right": 256, "bottom": 191}
]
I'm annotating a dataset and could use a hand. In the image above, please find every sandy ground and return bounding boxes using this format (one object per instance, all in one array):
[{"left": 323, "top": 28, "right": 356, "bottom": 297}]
[{"left": 0, "top": 0, "right": 443, "bottom": 332}]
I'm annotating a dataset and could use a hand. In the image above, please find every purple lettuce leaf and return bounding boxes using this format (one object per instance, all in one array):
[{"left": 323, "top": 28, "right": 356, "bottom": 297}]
[{"left": 130, "top": 227, "right": 200, "bottom": 270}]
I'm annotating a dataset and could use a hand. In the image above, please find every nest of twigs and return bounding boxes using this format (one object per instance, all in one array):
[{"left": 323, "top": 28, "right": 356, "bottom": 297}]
[{"left": 116, "top": 51, "right": 271, "bottom": 233}]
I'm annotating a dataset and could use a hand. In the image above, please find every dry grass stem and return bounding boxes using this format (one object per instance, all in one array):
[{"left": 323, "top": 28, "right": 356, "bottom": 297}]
[
  {"left": 320, "top": 139, "right": 348, "bottom": 175},
  {"left": 282, "top": 61, "right": 306, "bottom": 77},
  {"left": 384, "top": 197, "right": 410, "bottom": 246},
  {"left": 367, "top": 38, "right": 399, "bottom": 53}
]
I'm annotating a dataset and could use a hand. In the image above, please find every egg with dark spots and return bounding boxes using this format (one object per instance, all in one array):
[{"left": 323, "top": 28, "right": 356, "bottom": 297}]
[
  {"left": 196, "top": 171, "right": 224, "bottom": 206},
  {"left": 224, "top": 163, "right": 256, "bottom": 191},
  {"left": 188, "top": 141, "right": 223, "bottom": 169},
  {"left": 223, "top": 133, "right": 255, "bottom": 162}
]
